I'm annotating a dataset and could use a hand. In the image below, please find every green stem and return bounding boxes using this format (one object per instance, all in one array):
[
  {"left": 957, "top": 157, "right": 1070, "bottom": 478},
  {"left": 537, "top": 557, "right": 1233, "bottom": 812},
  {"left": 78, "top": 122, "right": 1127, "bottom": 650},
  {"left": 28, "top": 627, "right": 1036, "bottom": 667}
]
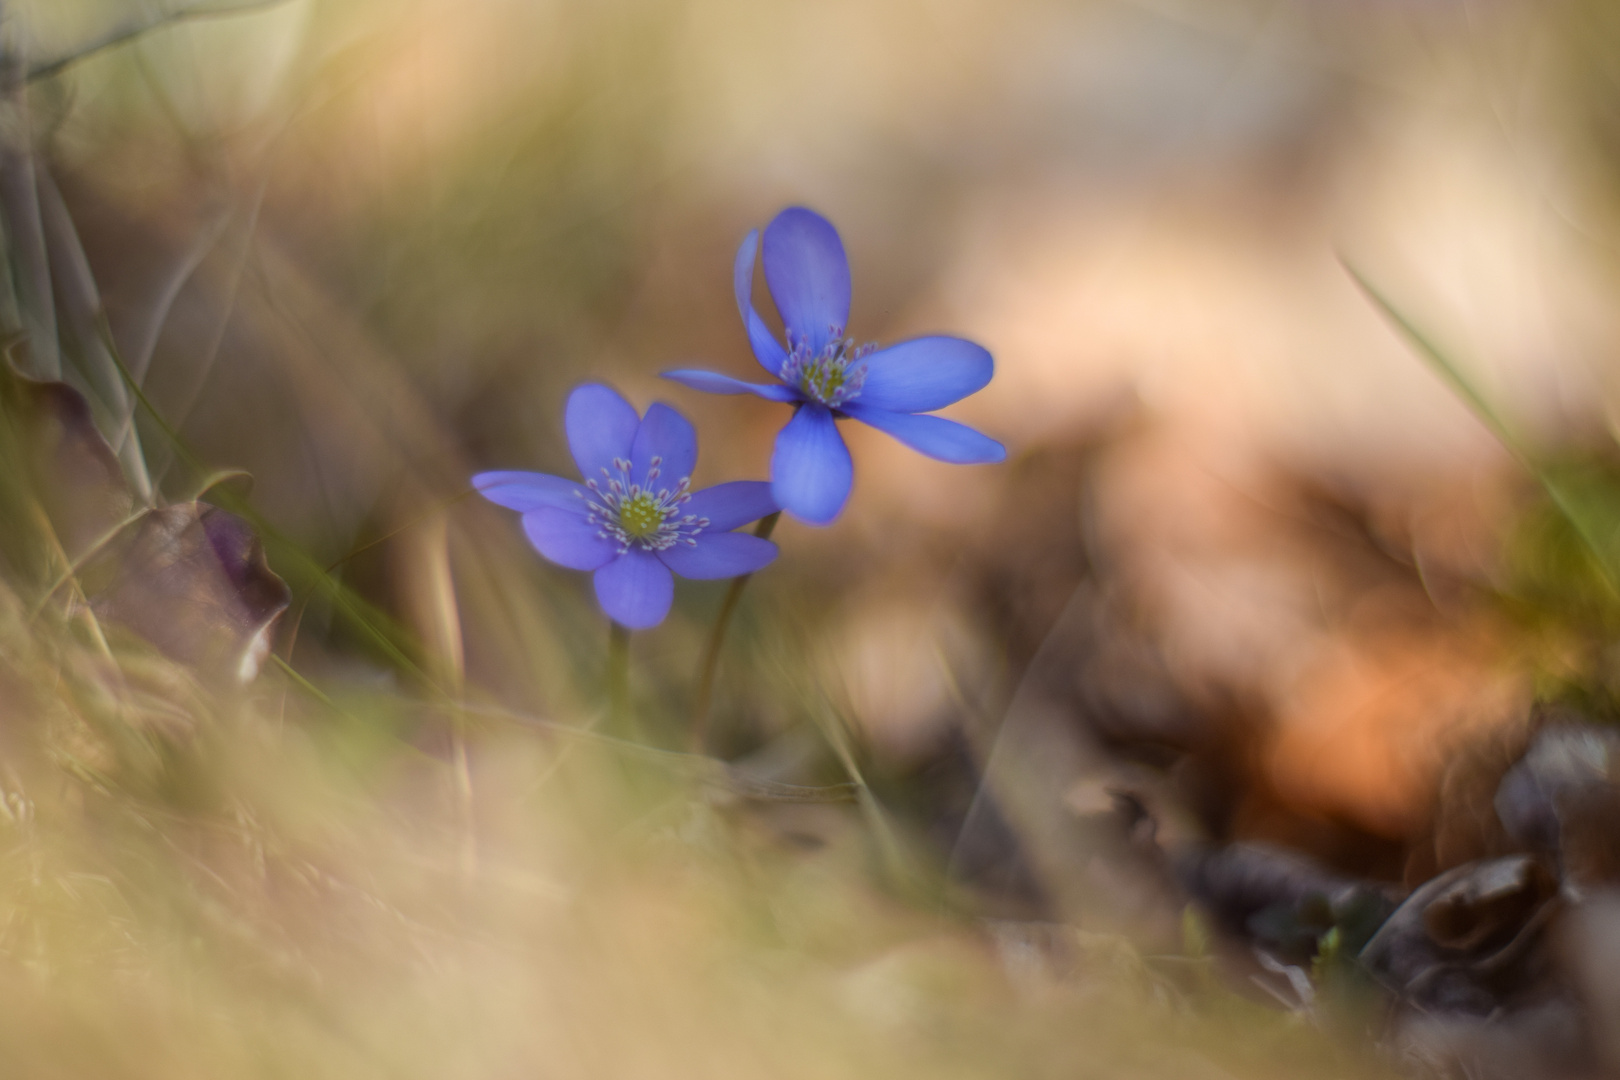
[
  {"left": 690, "top": 511, "right": 780, "bottom": 752},
  {"left": 607, "top": 622, "right": 631, "bottom": 731}
]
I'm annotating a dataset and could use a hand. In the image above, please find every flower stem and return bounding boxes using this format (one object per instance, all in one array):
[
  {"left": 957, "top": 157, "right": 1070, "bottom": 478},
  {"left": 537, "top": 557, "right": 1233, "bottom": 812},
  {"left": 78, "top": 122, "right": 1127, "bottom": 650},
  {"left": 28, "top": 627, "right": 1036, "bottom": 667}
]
[
  {"left": 690, "top": 511, "right": 780, "bottom": 752},
  {"left": 607, "top": 622, "right": 631, "bottom": 732}
]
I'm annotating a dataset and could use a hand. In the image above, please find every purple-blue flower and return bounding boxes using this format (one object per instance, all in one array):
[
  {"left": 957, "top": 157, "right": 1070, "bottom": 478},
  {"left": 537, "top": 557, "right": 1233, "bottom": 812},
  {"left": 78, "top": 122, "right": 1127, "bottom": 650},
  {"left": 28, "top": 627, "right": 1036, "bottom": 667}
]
[
  {"left": 663, "top": 207, "right": 1005, "bottom": 525},
  {"left": 474, "top": 384, "right": 779, "bottom": 630}
]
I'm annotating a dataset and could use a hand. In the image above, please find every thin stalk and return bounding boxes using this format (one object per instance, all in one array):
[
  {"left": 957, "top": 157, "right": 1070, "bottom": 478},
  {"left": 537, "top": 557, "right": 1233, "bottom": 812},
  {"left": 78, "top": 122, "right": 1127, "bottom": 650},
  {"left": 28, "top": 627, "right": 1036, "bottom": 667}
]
[
  {"left": 420, "top": 513, "right": 474, "bottom": 881},
  {"left": 690, "top": 511, "right": 780, "bottom": 751},
  {"left": 449, "top": 713, "right": 476, "bottom": 879},
  {"left": 1345, "top": 260, "right": 1620, "bottom": 592},
  {"left": 607, "top": 622, "right": 631, "bottom": 732}
]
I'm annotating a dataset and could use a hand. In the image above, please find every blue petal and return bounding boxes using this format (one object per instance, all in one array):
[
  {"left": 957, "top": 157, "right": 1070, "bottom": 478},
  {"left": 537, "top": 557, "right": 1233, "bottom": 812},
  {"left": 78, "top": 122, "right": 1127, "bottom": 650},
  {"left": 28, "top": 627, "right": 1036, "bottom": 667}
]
[
  {"left": 856, "top": 336, "right": 994, "bottom": 413},
  {"left": 522, "top": 507, "right": 618, "bottom": 570},
  {"left": 658, "top": 532, "right": 777, "bottom": 580},
  {"left": 842, "top": 404, "right": 1006, "bottom": 464},
  {"left": 566, "top": 383, "right": 640, "bottom": 484},
  {"left": 681, "top": 481, "right": 777, "bottom": 532},
  {"left": 473, "top": 471, "right": 586, "bottom": 513},
  {"left": 762, "top": 208, "right": 851, "bottom": 355},
  {"left": 661, "top": 369, "right": 799, "bottom": 403},
  {"left": 771, "top": 404, "right": 853, "bottom": 525},
  {"left": 734, "top": 230, "right": 788, "bottom": 376},
  {"left": 630, "top": 402, "right": 697, "bottom": 488},
  {"left": 593, "top": 549, "right": 674, "bottom": 629}
]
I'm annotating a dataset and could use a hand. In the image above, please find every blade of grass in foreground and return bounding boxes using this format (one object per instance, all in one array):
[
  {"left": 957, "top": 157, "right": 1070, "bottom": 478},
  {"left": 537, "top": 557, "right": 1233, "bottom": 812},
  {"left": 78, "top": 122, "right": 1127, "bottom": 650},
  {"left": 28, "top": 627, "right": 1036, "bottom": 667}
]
[{"left": 1344, "top": 260, "right": 1620, "bottom": 596}]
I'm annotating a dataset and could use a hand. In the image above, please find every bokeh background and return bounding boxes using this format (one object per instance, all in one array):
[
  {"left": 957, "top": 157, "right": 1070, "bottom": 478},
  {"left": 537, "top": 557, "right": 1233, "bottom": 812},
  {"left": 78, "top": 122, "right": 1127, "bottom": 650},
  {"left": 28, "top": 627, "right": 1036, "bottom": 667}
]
[{"left": 6, "top": 0, "right": 1620, "bottom": 1074}]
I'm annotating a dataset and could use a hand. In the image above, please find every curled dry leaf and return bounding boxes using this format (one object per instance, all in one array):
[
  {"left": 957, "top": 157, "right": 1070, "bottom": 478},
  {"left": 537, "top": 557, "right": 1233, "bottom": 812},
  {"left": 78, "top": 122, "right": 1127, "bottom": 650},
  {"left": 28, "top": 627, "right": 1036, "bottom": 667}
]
[
  {"left": 1361, "top": 855, "right": 1559, "bottom": 1015},
  {"left": 5, "top": 370, "right": 288, "bottom": 683},
  {"left": 82, "top": 502, "right": 290, "bottom": 683}
]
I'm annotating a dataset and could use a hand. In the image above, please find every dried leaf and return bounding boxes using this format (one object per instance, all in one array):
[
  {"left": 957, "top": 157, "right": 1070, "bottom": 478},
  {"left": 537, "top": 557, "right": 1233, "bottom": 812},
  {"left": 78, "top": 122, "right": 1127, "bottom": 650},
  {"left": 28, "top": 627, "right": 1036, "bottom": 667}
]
[
  {"left": 1361, "top": 855, "right": 1559, "bottom": 1015},
  {"left": 83, "top": 502, "right": 289, "bottom": 683},
  {"left": 1173, "top": 842, "right": 1396, "bottom": 964},
  {"left": 1, "top": 373, "right": 288, "bottom": 683},
  {"left": 1495, "top": 717, "right": 1620, "bottom": 892}
]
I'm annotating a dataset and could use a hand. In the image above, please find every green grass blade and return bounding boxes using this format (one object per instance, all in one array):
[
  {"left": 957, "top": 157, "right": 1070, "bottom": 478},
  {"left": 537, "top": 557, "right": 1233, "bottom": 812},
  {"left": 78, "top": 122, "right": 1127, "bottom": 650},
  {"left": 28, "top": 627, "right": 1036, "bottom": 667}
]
[{"left": 1345, "top": 260, "right": 1620, "bottom": 594}]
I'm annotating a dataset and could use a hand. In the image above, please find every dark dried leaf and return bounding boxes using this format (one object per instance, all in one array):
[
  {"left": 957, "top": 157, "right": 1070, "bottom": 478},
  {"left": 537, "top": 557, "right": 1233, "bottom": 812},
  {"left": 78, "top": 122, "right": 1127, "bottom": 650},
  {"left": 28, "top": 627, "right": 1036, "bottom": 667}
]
[
  {"left": 1, "top": 373, "right": 288, "bottom": 683},
  {"left": 1495, "top": 718, "right": 1620, "bottom": 892},
  {"left": 1361, "top": 855, "right": 1559, "bottom": 1015},
  {"left": 84, "top": 503, "right": 290, "bottom": 683},
  {"left": 1422, "top": 857, "right": 1558, "bottom": 952},
  {"left": 1173, "top": 842, "right": 1397, "bottom": 963}
]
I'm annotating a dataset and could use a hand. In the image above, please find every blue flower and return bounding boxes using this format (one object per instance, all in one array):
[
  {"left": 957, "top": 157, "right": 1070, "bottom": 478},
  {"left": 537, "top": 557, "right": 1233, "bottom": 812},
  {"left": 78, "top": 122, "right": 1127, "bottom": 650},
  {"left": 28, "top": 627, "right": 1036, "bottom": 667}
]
[
  {"left": 663, "top": 207, "right": 1005, "bottom": 524},
  {"left": 474, "top": 384, "right": 779, "bottom": 630}
]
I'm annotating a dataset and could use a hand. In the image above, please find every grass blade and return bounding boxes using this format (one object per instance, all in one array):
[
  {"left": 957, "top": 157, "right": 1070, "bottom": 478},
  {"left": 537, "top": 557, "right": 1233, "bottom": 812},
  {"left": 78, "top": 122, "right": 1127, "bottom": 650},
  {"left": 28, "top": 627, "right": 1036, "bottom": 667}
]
[{"left": 1344, "top": 260, "right": 1620, "bottom": 594}]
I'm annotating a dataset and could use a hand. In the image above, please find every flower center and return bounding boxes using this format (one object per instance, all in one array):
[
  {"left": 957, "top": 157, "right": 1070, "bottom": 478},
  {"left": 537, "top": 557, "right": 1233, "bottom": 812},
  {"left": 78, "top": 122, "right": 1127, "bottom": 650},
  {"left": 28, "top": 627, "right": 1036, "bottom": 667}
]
[
  {"left": 617, "top": 492, "right": 665, "bottom": 539},
  {"left": 781, "top": 327, "right": 875, "bottom": 409},
  {"left": 580, "top": 456, "right": 709, "bottom": 554}
]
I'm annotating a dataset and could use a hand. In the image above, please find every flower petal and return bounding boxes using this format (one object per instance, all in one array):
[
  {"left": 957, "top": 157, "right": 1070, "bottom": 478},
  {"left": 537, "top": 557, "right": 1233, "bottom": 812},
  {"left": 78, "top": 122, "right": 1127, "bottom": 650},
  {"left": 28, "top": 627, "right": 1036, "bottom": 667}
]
[
  {"left": 522, "top": 507, "right": 618, "bottom": 570},
  {"left": 661, "top": 369, "right": 799, "bottom": 403},
  {"left": 842, "top": 404, "right": 1006, "bottom": 464},
  {"left": 762, "top": 207, "right": 851, "bottom": 355},
  {"left": 593, "top": 549, "right": 674, "bottom": 629},
  {"left": 658, "top": 532, "right": 778, "bottom": 580},
  {"left": 857, "top": 336, "right": 994, "bottom": 413},
  {"left": 565, "top": 383, "right": 640, "bottom": 483},
  {"left": 734, "top": 229, "right": 788, "bottom": 376},
  {"left": 630, "top": 402, "right": 697, "bottom": 488},
  {"left": 473, "top": 471, "right": 586, "bottom": 513},
  {"left": 771, "top": 403, "right": 853, "bottom": 525},
  {"left": 682, "top": 481, "right": 777, "bottom": 532}
]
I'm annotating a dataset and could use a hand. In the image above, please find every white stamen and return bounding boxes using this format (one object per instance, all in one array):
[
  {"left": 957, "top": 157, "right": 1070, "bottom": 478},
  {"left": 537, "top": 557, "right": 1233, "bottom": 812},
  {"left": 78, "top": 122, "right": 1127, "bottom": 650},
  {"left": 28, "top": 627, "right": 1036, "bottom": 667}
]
[
  {"left": 582, "top": 458, "right": 704, "bottom": 554},
  {"left": 780, "top": 324, "right": 876, "bottom": 409}
]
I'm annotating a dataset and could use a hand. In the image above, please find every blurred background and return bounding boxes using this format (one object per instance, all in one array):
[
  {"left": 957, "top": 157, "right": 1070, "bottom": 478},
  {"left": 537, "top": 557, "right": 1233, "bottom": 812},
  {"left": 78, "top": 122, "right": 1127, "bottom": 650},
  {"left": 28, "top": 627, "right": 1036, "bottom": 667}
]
[
  {"left": 37, "top": 0, "right": 1617, "bottom": 825},
  {"left": 6, "top": 0, "right": 1620, "bottom": 1074}
]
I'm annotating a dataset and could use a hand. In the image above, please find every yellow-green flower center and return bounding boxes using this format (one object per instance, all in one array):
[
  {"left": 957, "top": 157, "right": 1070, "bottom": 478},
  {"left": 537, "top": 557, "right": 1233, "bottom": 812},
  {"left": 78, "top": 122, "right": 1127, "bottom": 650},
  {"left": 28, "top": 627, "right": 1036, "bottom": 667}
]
[
  {"left": 780, "top": 331, "right": 875, "bottom": 409},
  {"left": 617, "top": 492, "right": 666, "bottom": 539},
  {"left": 804, "top": 363, "right": 846, "bottom": 402},
  {"left": 582, "top": 456, "right": 706, "bottom": 554}
]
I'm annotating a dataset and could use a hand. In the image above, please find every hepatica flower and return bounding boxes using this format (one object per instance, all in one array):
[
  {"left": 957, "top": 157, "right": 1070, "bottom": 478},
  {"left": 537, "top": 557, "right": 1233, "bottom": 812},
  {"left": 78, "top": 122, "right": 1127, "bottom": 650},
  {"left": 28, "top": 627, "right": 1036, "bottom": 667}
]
[
  {"left": 474, "top": 384, "right": 779, "bottom": 630},
  {"left": 664, "top": 207, "right": 1005, "bottom": 524}
]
